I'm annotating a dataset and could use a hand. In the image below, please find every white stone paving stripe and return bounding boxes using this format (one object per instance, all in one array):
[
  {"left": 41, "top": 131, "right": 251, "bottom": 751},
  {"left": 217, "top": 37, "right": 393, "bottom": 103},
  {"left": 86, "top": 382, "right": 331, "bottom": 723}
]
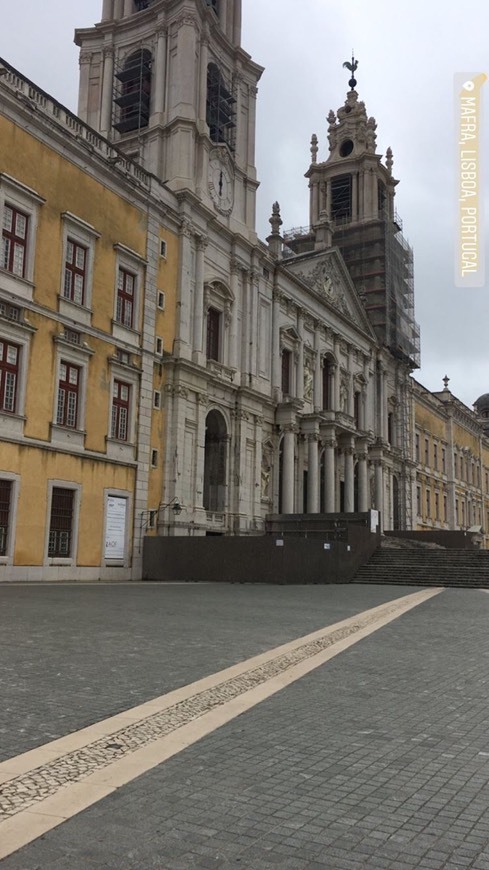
[{"left": 0, "top": 587, "right": 442, "bottom": 860}]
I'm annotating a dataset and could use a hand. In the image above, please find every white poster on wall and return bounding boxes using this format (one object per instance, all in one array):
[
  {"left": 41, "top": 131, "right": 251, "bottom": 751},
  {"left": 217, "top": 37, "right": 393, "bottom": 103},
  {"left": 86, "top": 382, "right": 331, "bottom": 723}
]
[{"left": 105, "top": 496, "right": 127, "bottom": 560}]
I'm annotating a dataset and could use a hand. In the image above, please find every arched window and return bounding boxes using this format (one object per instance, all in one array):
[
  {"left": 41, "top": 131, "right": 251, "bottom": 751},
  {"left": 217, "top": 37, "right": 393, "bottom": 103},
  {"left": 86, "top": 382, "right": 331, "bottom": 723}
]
[
  {"left": 322, "top": 356, "right": 335, "bottom": 411},
  {"left": 114, "top": 49, "right": 152, "bottom": 134},
  {"left": 203, "top": 410, "right": 227, "bottom": 512},
  {"left": 206, "top": 63, "right": 235, "bottom": 151}
]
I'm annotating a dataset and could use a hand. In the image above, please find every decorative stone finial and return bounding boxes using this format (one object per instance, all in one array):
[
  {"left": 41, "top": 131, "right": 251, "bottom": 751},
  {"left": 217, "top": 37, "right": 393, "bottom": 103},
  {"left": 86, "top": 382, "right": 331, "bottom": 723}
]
[
  {"left": 342, "top": 53, "right": 359, "bottom": 91},
  {"left": 267, "top": 202, "right": 283, "bottom": 258},
  {"left": 269, "top": 201, "right": 282, "bottom": 236},
  {"left": 385, "top": 146, "right": 393, "bottom": 174},
  {"left": 310, "top": 133, "right": 318, "bottom": 164},
  {"left": 443, "top": 375, "right": 450, "bottom": 391}
]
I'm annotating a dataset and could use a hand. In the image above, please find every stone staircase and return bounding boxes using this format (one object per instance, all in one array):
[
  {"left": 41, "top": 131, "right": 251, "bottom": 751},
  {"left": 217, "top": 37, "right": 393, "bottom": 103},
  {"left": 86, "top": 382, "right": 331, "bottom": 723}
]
[{"left": 352, "top": 545, "right": 489, "bottom": 588}]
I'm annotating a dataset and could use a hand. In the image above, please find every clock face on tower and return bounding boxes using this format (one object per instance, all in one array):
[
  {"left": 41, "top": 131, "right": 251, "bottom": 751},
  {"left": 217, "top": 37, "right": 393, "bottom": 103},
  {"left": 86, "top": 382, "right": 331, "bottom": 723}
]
[{"left": 208, "top": 151, "right": 235, "bottom": 215}]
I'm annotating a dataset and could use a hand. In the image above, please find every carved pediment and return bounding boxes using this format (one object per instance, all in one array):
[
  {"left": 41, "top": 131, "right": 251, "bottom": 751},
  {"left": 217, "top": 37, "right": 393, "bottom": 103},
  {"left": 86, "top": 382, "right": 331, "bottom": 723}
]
[{"left": 284, "top": 249, "right": 376, "bottom": 339}]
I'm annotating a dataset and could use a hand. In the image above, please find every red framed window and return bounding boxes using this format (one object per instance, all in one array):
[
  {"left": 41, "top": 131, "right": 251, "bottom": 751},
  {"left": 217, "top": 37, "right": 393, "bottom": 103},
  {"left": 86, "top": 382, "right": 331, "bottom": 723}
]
[
  {"left": 2, "top": 206, "right": 28, "bottom": 277},
  {"left": 56, "top": 361, "right": 80, "bottom": 428},
  {"left": 64, "top": 240, "right": 87, "bottom": 306},
  {"left": 116, "top": 268, "right": 135, "bottom": 328},
  {"left": 0, "top": 479, "right": 12, "bottom": 556},
  {"left": 48, "top": 487, "right": 74, "bottom": 557},
  {"left": 0, "top": 339, "right": 20, "bottom": 413},
  {"left": 206, "top": 307, "right": 221, "bottom": 361},
  {"left": 111, "top": 380, "right": 130, "bottom": 441}
]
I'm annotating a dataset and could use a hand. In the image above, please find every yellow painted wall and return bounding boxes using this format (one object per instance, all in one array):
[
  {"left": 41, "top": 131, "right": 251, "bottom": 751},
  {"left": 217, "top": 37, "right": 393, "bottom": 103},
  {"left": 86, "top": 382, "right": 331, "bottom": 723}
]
[{"left": 0, "top": 443, "right": 135, "bottom": 566}]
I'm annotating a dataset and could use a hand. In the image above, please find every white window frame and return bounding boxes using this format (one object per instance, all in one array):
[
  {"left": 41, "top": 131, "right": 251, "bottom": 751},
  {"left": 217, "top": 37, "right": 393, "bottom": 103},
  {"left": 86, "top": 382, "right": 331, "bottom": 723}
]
[
  {"left": 44, "top": 479, "right": 81, "bottom": 567},
  {"left": 0, "top": 306, "right": 35, "bottom": 437},
  {"left": 106, "top": 358, "right": 140, "bottom": 461},
  {"left": 0, "top": 173, "right": 45, "bottom": 302},
  {"left": 51, "top": 335, "right": 94, "bottom": 449},
  {"left": 112, "top": 243, "right": 146, "bottom": 349},
  {"left": 157, "top": 291, "right": 166, "bottom": 310},
  {"left": 204, "top": 282, "right": 233, "bottom": 368},
  {"left": 0, "top": 471, "right": 20, "bottom": 566},
  {"left": 59, "top": 212, "right": 100, "bottom": 326}
]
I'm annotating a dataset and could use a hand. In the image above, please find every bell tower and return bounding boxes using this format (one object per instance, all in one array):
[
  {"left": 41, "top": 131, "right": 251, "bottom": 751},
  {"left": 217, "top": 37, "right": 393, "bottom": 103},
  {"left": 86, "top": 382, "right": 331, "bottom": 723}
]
[
  {"left": 75, "top": 0, "right": 263, "bottom": 234},
  {"left": 286, "top": 59, "right": 420, "bottom": 368}
]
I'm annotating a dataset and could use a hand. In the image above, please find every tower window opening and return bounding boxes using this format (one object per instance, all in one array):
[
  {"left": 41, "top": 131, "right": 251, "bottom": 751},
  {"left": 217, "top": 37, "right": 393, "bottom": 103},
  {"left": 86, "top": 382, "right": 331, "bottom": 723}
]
[
  {"left": 378, "top": 181, "right": 386, "bottom": 215},
  {"left": 114, "top": 49, "right": 152, "bottom": 135},
  {"left": 206, "top": 63, "right": 236, "bottom": 151},
  {"left": 331, "top": 174, "right": 352, "bottom": 222},
  {"left": 203, "top": 0, "right": 219, "bottom": 10},
  {"left": 135, "top": 0, "right": 153, "bottom": 8}
]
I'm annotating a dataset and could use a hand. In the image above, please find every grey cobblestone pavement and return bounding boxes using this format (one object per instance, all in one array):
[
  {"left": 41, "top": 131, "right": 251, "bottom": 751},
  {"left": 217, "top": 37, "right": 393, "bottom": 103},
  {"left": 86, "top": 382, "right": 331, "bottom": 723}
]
[
  {"left": 0, "top": 582, "right": 411, "bottom": 762},
  {"left": 3, "top": 585, "right": 489, "bottom": 868}
]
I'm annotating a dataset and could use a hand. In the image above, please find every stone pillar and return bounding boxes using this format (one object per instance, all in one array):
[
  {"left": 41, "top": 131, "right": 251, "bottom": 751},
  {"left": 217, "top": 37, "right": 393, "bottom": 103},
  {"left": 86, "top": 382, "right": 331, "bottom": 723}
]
[
  {"left": 314, "top": 339, "right": 322, "bottom": 412},
  {"left": 323, "top": 434, "right": 336, "bottom": 513},
  {"left": 307, "top": 433, "right": 320, "bottom": 514},
  {"left": 153, "top": 29, "right": 167, "bottom": 118},
  {"left": 123, "top": 0, "right": 133, "bottom": 16},
  {"left": 102, "top": 0, "right": 114, "bottom": 21},
  {"left": 272, "top": 289, "right": 281, "bottom": 399},
  {"left": 282, "top": 425, "right": 296, "bottom": 514},
  {"left": 326, "top": 180, "right": 331, "bottom": 219},
  {"left": 375, "top": 460, "right": 384, "bottom": 531},
  {"left": 241, "top": 271, "right": 250, "bottom": 386},
  {"left": 229, "top": 260, "right": 239, "bottom": 370},
  {"left": 249, "top": 269, "right": 259, "bottom": 382},
  {"left": 357, "top": 447, "right": 369, "bottom": 512},
  {"left": 296, "top": 309, "right": 304, "bottom": 401},
  {"left": 100, "top": 47, "right": 114, "bottom": 136},
  {"left": 352, "top": 172, "right": 358, "bottom": 220},
  {"left": 192, "top": 235, "right": 207, "bottom": 364},
  {"left": 174, "top": 219, "right": 193, "bottom": 360},
  {"left": 113, "top": 0, "right": 123, "bottom": 19},
  {"left": 199, "top": 35, "right": 209, "bottom": 122},
  {"left": 344, "top": 441, "right": 355, "bottom": 513}
]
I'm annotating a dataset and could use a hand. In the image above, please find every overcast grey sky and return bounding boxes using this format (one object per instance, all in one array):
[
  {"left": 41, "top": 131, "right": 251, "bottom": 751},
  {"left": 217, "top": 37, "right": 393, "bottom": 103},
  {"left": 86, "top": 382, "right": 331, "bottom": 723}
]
[{"left": 2, "top": 1, "right": 488, "bottom": 408}]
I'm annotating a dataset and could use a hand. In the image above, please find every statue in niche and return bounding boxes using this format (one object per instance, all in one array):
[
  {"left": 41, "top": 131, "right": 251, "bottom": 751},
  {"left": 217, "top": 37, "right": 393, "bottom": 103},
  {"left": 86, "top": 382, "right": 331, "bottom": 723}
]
[
  {"left": 261, "top": 450, "right": 272, "bottom": 499},
  {"left": 340, "top": 380, "right": 349, "bottom": 413},
  {"left": 304, "top": 364, "right": 313, "bottom": 403}
]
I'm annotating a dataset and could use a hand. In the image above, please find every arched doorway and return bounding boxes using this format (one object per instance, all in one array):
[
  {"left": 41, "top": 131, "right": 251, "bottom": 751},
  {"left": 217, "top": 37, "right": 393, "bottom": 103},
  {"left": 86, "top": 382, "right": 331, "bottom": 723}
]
[{"left": 203, "top": 410, "right": 227, "bottom": 512}]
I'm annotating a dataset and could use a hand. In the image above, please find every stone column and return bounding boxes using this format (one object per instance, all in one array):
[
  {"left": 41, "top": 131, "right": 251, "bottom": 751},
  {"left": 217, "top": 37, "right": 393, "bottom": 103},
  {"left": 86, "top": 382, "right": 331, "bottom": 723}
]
[
  {"left": 352, "top": 172, "right": 358, "bottom": 220},
  {"left": 307, "top": 433, "right": 320, "bottom": 514},
  {"left": 323, "top": 434, "right": 336, "bottom": 513},
  {"left": 375, "top": 460, "right": 384, "bottom": 531},
  {"left": 326, "top": 180, "right": 332, "bottom": 219},
  {"left": 229, "top": 260, "right": 239, "bottom": 370},
  {"left": 313, "top": 325, "right": 321, "bottom": 411},
  {"left": 377, "top": 360, "right": 386, "bottom": 440},
  {"left": 271, "top": 289, "right": 282, "bottom": 400},
  {"left": 343, "top": 440, "right": 355, "bottom": 513},
  {"left": 282, "top": 425, "right": 296, "bottom": 514},
  {"left": 102, "top": 0, "right": 114, "bottom": 21},
  {"left": 123, "top": 0, "right": 133, "bottom": 16},
  {"left": 113, "top": 0, "right": 123, "bottom": 19},
  {"left": 174, "top": 218, "right": 193, "bottom": 360},
  {"left": 249, "top": 269, "right": 259, "bottom": 382},
  {"left": 296, "top": 309, "right": 304, "bottom": 401},
  {"left": 241, "top": 271, "right": 250, "bottom": 387},
  {"left": 100, "top": 47, "right": 114, "bottom": 136},
  {"left": 357, "top": 446, "right": 369, "bottom": 512},
  {"left": 199, "top": 34, "right": 209, "bottom": 122},
  {"left": 192, "top": 235, "right": 207, "bottom": 364},
  {"left": 153, "top": 29, "right": 167, "bottom": 118}
]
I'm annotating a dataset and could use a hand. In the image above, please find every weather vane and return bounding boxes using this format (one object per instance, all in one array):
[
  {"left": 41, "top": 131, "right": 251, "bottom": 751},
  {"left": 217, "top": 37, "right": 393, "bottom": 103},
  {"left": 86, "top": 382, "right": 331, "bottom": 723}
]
[{"left": 343, "top": 52, "right": 358, "bottom": 91}]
